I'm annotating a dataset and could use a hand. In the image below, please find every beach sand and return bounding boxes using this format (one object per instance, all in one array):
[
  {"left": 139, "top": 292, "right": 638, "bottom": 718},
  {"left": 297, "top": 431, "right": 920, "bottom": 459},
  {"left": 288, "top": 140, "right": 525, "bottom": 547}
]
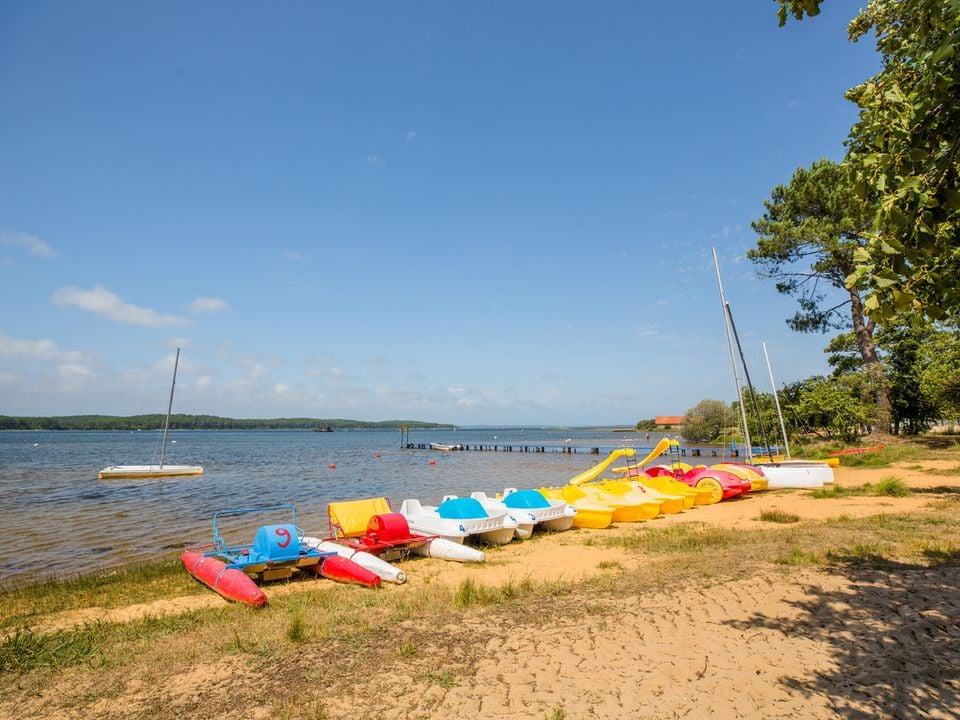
[{"left": 6, "top": 460, "right": 960, "bottom": 719}]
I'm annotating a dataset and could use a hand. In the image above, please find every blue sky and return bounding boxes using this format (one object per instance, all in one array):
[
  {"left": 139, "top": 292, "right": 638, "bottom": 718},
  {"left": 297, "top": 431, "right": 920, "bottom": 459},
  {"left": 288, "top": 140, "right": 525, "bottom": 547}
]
[{"left": 0, "top": 1, "right": 879, "bottom": 425}]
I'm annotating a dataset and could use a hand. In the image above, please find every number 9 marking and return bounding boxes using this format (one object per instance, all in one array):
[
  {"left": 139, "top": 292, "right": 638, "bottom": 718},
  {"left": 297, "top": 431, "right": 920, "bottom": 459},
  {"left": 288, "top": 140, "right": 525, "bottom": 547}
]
[{"left": 275, "top": 527, "right": 292, "bottom": 548}]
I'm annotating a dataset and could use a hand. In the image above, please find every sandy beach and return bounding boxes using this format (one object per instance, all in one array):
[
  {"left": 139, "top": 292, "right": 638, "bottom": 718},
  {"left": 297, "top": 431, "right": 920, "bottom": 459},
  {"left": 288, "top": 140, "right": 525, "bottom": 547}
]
[{"left": 4, "top": 459, "right": 960, "bottom": 720}]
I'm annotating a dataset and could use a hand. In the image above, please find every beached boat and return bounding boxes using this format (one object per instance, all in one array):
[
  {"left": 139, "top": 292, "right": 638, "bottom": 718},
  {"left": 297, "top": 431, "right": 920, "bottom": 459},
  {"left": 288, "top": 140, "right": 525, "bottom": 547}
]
[
  {"left": 568, "top": 448, "right": 685, "bottom": 513},
  {"left": 399, "top": 496, "right": 518, "bottom": 545},
  {"left": 647, "top": 464, "right": 749, "bottom": 503},
  {"left": 324, "top": 497, "right": 484, "bottom": 563},
  {"left": 99, "top": 347, "right": 203, "bottom": 480},
  {"left": 713, "top": 250, "right": 835, "bottom": 489},
  {"left": 538, "top": 486, "right": 615, "bottom": 529},
  {"left": 828, "top": 445, "right": 884, "bottom": 456},
  {"left": 470, "top": 489, "right": 577, "bottom": 538},
  {"left": 182, "top": 505, "right": 379, "bottom": 606}
]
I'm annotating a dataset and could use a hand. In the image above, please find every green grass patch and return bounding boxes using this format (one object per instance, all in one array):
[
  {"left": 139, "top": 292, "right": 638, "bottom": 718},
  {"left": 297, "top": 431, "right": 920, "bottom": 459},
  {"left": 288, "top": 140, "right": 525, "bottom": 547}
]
[
  {"left": 454, "top": 576, "right": 536, "bottom": 608},
  {"left": 757, "top": 508, "right": 801, "bottom": 524},
  {"left": 812, "top": 477, "right": 911, "bottom": 500},
  {"left": 774, "top": 546, "right": 819, "bottom": 565},
  {"left": 0, "top": 557, "right": 199, "bottom": 630},
  {"left": 598, "top": 523, "right": 740, "bottom": 553},
  {"left": 425, "top": 667, "right": 458, "bottom": 689},
  {"left": 596, "top": 560, "right": 623, "bottom": 570}
]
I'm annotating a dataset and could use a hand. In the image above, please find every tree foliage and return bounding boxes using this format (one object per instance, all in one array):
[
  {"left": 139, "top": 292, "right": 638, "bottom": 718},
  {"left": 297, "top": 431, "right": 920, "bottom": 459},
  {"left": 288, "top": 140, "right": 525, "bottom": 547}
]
[
  {"left": 792, "top": 375, "right": 874, "bottom": 442},
  {"left": 750, "top": 159, "right": 879, "bottom": 342},
  {"left": 778, "top": 0, "right": 960, "bottom": 322},
  {"left": 680, "top": 399, "right": 730, "bottom": 443}
]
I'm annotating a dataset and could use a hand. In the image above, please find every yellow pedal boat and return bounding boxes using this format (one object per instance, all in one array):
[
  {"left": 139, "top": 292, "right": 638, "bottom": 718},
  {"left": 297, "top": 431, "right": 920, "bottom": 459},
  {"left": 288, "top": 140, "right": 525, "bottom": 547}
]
[
  {"left": 573, "top": 482, "right": 660, "bottom": 521},
  {"left": 539, "top": 486, "right": 615, "bottom": 529},
  {"left": 712, "top": 463, "right": 769, "bottom": 491}
]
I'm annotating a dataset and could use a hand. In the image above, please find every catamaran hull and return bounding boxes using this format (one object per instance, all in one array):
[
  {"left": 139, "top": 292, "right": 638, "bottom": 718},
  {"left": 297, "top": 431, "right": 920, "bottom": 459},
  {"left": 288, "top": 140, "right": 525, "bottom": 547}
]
[
  {"left": 753, "top": 462, "right": 834, "bottom": 489},
  {"left": 181, "top": 551, "right": 267, "bottom": 607},
  {"left": 303, "top": 538, "right": 406, "bottom": 584},
  {"left": 411, "top": 537, "right": 485, "bottom": 562},
  {"left": 99, "top": 464, "right": 203, "bottom": 479},
  {"left": 307, "top": 554, "right": 382, "bottom": 587}
]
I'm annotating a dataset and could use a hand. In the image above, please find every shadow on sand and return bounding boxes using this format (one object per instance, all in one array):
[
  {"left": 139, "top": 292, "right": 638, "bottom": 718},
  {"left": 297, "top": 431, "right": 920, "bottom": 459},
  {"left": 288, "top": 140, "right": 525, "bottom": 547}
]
[{"left": 729, "top": 555, "right": 960, "bottom": 718}]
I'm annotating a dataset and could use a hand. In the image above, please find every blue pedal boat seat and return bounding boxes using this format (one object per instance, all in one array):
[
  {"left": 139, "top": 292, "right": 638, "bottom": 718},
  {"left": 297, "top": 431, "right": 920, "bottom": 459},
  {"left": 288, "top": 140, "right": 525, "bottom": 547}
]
[
  {"left": 502, "top": 489, "right": 551, "bottom": 509},
  {"left": 437, "top": 497, "right": 489, "bottom": 520}
]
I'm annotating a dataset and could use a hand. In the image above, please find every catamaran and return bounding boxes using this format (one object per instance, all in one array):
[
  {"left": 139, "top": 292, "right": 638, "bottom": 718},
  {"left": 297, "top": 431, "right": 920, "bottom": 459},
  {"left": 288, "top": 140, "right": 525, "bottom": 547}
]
[
  {"left": 98, "top": 347, "right": 203, "bottom": 480},
  {"left": 712, "top": 249, "right": 834, "bottom": 489}
]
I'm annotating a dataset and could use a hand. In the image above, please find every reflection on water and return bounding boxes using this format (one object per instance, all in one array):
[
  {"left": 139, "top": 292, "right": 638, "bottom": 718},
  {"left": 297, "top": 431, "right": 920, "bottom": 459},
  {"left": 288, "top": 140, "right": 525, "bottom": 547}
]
[{"left": 0, "top": 428, "right": 676, "bottom": 585}]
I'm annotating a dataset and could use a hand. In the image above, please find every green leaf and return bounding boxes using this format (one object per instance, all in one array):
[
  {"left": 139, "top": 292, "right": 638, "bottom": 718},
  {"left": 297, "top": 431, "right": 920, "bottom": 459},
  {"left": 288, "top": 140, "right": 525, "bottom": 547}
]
[
  {"left": 874, "top": 269, "right": 901, "bottom": 288},
  {"left": 931, "top": 42, "right": 955, "bottom": 64}
]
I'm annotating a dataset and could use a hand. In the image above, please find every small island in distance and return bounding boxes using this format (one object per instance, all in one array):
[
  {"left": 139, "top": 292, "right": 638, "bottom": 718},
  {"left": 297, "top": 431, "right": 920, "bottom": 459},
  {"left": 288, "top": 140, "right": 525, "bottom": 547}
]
[{"left": 0, "top": 414, "right": 454, "bottom": 432}]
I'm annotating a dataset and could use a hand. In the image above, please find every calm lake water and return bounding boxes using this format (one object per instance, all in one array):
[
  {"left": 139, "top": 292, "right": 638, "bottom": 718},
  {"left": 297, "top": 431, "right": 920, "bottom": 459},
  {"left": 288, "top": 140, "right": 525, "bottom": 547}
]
[{"left": 0, "top": 427, "right": 684, "bottom": 586}]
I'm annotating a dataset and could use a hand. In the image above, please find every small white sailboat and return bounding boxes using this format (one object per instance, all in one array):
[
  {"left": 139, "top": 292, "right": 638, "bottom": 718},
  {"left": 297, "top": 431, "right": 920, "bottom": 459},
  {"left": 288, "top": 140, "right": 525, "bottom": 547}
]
[
  {"left": 98, "top": 348, "right": 203, "bottom": 480},
  {"left": 713, "top": 249, "right": 833, "bottom": 489}
]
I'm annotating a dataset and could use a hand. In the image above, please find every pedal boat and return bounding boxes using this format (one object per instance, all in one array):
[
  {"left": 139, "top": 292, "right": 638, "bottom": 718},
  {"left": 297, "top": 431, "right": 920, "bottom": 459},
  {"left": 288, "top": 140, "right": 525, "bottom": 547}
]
[
  {"left": 538, "top": 486, "right": 615, "bottom": 529},
  {"left": 182, "top": 505, "right": 380, "bottom": 607},
  {"left": 320, "top": 497, "right": 485, "bottom": 564},
  {"left": 399, "top": 497, "right": 518, "bottom": 545},
  {"left": 574, "top": 482, "right": 661, "bottom": 521},
  {"left": 469, "top": 489, "right": 576, "bottom": 538},
  {"left": 647, "top": 465, "right": 749, "bottom": 504},
  {"left": 610, "top": 463, "right": 704, "bottom": 508},
  {"left": 712, "top": 463, "right": 770, "bottom": 491}
]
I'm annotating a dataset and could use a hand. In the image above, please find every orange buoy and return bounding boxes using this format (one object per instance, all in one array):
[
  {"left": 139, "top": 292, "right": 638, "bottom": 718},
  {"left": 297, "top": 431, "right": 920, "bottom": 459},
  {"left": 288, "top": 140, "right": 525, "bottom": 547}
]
[
  {"left": 375, "top": 452, "right": 381, "bottom": 458},
  {"left": 429, "top": 459, "right": 436, "bottom": 465}
]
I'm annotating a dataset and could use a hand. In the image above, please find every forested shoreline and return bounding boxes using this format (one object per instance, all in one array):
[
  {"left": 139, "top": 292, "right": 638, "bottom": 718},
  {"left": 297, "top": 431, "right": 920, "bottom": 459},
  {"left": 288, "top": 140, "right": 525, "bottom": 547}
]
[{"left": 0, "top": 415, "right": 452, "bottom": 431}]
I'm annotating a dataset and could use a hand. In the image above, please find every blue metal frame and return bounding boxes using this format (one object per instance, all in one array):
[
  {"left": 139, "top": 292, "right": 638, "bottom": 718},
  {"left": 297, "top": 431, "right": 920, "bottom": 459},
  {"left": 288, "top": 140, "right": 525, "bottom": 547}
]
[{"left": 206, "top": 504, "right": 331, "bottom": 570}]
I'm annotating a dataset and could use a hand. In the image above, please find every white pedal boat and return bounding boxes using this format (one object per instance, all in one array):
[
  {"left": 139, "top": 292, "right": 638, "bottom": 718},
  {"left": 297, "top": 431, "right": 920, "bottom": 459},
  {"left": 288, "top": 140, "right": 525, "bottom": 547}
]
[
  {"left": 470, "top": 489, "right": 577, "bottom": 538},
  {"left": 399, "top": 497, "right": 518, "bottom": 545}
]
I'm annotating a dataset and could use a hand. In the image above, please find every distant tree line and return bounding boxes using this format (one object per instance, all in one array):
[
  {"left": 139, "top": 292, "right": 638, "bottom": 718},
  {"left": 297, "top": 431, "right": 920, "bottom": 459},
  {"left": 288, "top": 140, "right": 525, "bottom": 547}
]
[{"left": 0, "top": 415, "right": 453, "bottom": 431}]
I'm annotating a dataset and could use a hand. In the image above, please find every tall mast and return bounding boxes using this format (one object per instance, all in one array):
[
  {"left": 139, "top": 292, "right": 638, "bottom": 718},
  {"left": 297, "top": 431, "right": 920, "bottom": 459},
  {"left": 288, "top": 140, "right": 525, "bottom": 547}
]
[
  {"left": 725, "top": 305, "right": 775, "bottom": 462},
  {"left": 763, "top": 341, "right": 792, "bottom": 460},
  {"left": 712, "top": 248, "right": 753, "bottom": 462},
  {"left": 159, "top": 347, "right": 180, "bottom": 468}
]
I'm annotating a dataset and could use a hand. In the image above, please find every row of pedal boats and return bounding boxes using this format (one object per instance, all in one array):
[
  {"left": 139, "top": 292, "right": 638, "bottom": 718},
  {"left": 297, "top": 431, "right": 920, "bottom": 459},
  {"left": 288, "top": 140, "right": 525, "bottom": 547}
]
[{"left": 182, "top": 446, "right": 818, "bottom": 606}]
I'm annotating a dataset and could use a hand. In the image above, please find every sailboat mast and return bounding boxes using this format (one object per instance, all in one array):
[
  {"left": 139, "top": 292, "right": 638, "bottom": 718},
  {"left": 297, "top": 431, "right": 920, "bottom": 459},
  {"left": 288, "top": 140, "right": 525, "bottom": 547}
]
[
  {"left": 159, "top": 347, "right": 180, "bottom": 469},
  {"left": 724, "top": 304, "right": 775, "bottom": 462},
  {"left": 763, "top": 341, "right": 792, "bottom": 460},
  {"left": 712, "top": 248, "right": 754, "bottom": 462}
]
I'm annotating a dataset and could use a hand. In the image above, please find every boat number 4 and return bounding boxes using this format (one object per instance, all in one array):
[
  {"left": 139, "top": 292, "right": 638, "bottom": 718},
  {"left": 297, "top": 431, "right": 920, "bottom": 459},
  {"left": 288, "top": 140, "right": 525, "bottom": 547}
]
[{"left": 275, "top": 527, "right": 292, "bottom": 548}]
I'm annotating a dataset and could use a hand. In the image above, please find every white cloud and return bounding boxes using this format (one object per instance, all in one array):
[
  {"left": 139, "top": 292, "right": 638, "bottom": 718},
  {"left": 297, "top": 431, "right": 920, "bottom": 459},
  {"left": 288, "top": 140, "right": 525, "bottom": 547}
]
[
  {"left": 406, "top": 131, "right": 417, "bottom": 142},
  {"left": 189, "top": 296, "right": 231, "bottom": 314},
  {"left": 52, "top": 285, "right": 189, "bottom": 327},
  {"left": 0, "top": 227, "right": 57, "bottom": 258},
  {"left": 282, "top": 250, "right": 309, "bottom": 262},
  {"left": 0, "top": 334, "right": 83, "bottom": 362},
  {"left": 365, "top": 154, "right": 385, "bottom": 167},
  {"left": 58, "top": 363, "right": 96, "bottom": 380}
]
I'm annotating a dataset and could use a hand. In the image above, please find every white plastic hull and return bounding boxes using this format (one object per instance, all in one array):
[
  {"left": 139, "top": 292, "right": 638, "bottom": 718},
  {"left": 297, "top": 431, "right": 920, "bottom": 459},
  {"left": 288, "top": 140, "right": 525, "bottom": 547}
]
[
  {"left": 474, "top": 490, "right": 576, "bottom": 537},
  {"left": 98, "top": 464, "right": 203, "bottom": 479},
  {"left": 399, "top": 498, "right": 518, "bottom": 546},
  {"left": 412, "top": 537, "right": 485, "bottom": 563},
  {"left": 302, "top": 538, "right": 406, "bottom": 584},
  {"left": 755, "top": 462, "right": 834, "bottom": 489}
]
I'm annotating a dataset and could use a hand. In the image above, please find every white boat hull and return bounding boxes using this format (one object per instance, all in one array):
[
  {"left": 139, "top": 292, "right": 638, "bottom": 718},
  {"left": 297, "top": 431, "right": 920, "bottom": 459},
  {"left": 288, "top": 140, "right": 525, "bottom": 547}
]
[
  {"left": 472, "top": 490, "right": 576, "bottom": 538},
  {"left": 302, "top": 538, "right": 406, "bottom": 584},
  {"left": 755, "top": 462, "right": 834, "bottom": 489},
  {"left": 411, "top": 537, "right": 485, "bottom": 563},
  {"left": 98, "top": 464, "right": 203, "bottom": 479},
  {"left": 399, "top": 498, "right": 518, "bottom": 546}
]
